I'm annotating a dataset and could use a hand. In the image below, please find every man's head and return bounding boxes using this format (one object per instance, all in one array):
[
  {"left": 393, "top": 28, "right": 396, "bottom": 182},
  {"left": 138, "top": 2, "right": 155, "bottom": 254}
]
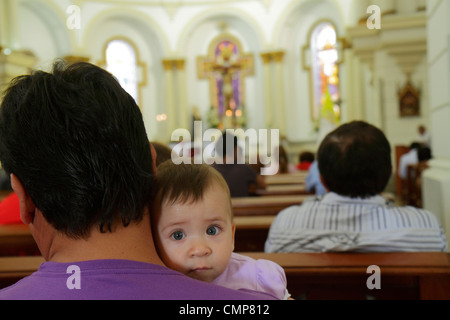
[
  {"left": 0, "top": 61, "right": 154, "bottom": 238},
  {"left": 318, "top": 121, "right": 392, "bottom": 198}
]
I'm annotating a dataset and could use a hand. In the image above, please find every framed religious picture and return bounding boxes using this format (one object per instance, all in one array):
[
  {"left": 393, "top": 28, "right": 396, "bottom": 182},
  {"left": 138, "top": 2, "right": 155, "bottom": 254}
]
[{"left": 398, "top": 80, "right": 421, "bottom": 117}]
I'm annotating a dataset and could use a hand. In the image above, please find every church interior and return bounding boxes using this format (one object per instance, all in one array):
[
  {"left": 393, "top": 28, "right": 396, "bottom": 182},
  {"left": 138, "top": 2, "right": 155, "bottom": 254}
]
[{"left": 0, "top": 0, "right": 449, "bottom": 274}]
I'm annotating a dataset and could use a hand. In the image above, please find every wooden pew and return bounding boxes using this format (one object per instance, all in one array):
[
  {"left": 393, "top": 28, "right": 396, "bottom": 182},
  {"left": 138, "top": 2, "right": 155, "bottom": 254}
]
[
  {"left": 405, "top": 161, "right": 429, "bottom": 208},
  {"left": 0, "top": 190, "right": 13, "bottom": 201},
  {"left": 395, "top": 145, "right": 410, "bottom": 203},
  {"left": 0, "top": 256, "right": 45, "bottom": 289},
  {"left": 231, "top": 194, "right": 309, "bottom": 216},
  {"left": 0, "top": 224, "right": 40, "bottom": 257},
  {"left": 255, "top": 184, "right": 311, "bottom": 196},
  {"left": 265, "top": 172, "right": 307, "bottom": 186},
  {"left": 242, "top": 252, "right": 450, "bottom": 300},
  {"left": 234, "top": 216, "right": 274, "bottom": 252}
]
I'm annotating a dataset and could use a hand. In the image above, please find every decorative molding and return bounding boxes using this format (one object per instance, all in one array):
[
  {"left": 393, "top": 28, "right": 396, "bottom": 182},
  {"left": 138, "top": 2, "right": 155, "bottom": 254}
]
[{"left": 347, "top": 12, "right": 427, "bottom": 75}]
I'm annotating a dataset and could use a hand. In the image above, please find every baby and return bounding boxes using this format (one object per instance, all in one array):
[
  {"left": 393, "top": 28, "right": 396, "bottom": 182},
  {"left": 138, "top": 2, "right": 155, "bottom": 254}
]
[{"left": 152, "top": 161, "right": 289, "bottom": 300}]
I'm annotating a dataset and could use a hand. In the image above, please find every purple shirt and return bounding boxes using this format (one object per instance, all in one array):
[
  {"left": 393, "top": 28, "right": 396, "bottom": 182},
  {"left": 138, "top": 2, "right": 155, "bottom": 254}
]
[{"left": 0, "top": 259, "right": 277, "bottom": 300}]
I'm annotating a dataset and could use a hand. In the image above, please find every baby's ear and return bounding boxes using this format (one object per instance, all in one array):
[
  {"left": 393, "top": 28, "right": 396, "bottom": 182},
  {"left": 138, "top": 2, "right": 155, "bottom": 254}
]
[{"left": 10, "top": 173, "right": 36, "bottom": 224}]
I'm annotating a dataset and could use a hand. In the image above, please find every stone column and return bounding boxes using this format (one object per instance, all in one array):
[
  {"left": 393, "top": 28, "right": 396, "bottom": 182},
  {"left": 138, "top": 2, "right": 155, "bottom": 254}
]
[
  {"left": 175, "top": 59, "right": 188, "bottom": 130},
  {"left": 162, "top": 59, "right": 176, "bottom": 137},
  {"left": 272, "top": 51, "right": 286, "bottom": 135},
  {"left": 260, "top": 53, "right": 273, "bottom": 128}
]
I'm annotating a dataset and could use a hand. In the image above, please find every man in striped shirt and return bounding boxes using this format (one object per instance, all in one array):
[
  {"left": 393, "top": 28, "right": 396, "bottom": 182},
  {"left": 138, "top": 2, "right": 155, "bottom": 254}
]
[{"left": 265, "top": 121, "right": 448, "bottom": 253}]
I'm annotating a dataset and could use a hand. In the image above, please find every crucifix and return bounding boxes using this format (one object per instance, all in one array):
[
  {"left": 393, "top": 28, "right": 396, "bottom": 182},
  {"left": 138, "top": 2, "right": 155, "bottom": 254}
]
[{"left": 198, "top": 36, "right": 254, "bottom": 129}]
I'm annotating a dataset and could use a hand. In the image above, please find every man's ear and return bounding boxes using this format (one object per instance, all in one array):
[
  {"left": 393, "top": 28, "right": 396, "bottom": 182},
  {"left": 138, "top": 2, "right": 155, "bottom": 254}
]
[{"left": 10, "top": 174, "right": 36, "bottom": 225}]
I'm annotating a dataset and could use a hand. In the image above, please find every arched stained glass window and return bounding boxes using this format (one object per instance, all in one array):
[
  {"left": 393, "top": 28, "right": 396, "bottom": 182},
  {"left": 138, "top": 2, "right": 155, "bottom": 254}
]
[
  {"left": 105, "top": 39, "right": 138, "bottom": 102},
  {"left": 310, "top": 22, "right": 341, "bottom": 123}
]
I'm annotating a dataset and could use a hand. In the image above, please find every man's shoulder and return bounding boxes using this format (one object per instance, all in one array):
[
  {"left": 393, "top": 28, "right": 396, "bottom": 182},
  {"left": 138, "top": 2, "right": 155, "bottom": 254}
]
[{"left": 0, "top": 259, "right": 276, "bottom": 300}]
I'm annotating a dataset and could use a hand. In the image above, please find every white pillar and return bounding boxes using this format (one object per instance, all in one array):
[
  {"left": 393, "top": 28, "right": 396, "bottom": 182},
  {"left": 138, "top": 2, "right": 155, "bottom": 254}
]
[
  {"left": 162, "top": 59, "right": 176, "bottom": 139},
  {"left": 261, "top": 53, "right": 273, "bottom": 128},
  {"left": 175, "top": 59, "right": 189, "bottom": 130},
  {"left": 273, "top": 51, "right": 286, "bottom": 135},
  {"left": 423, "top": 0, "right": 450, "bottom": 249}
]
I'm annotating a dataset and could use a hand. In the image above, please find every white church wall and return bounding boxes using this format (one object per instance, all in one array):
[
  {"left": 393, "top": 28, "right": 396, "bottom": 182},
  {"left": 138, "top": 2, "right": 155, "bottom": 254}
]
[
  {"left": 279, "top": 0, "right": 346, "bottom": 148},
  {"left": 423, "top": 0, "right": 450, "bottom": 248},
  {"left": 80, "top": 6, "right": 169, "bottom": 142},
  {"left": 17, "top": 1, "right": 72, "bottom": 70}
]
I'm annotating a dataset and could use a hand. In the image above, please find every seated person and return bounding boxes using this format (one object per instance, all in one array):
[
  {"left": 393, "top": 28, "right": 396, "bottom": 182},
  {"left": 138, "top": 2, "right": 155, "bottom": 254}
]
[
  {"left": 212, "top": 132, "right": 265, "bottom": 197},
  {"left": 152, "top": 161, "right": 289, "bottom": 299},
  {"left": 265, "top": 121, "right": 448, "bottom": 253},
  {"left": 305, "top": 160, "right": 326, "bottom": 196},
  {"left": 296, "top": 151, "right": 315, "bottom": 171},
  {"left": 398, "top": 142, "right": 421, "bottom": 180}
]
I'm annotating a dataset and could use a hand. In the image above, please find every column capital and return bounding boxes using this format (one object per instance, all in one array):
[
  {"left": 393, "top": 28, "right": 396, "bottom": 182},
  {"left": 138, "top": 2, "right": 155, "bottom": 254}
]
[
  {"left": 260, "top": 53, "right": 272, "bottom": 64},
  {"left": 271, "top": 51, "right": 285, "bottom": 63},
  {"left": 162, "top": 59, "right": 174, "bottom": 71},
  {"left": 174, "top": 59, "right": 185, "bottom": 71}
]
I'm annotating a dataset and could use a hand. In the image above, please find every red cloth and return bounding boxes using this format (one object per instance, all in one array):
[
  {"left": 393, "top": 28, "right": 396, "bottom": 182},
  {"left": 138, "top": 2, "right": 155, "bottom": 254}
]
[
  {"left": 0, "top": 192, "right": 22, "bottom": 225},
  {"left": 296, "top": 162, "right": 312, "bottom": 171}
]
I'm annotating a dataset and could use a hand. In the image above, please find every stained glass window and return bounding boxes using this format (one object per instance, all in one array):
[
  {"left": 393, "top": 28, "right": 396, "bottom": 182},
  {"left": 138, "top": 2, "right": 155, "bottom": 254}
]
[
  {"left": 310, "top": 22, "right": 340, "bottom": 122},
  {"left": 105, "top": 39, "right": 138, "bottom": 102}
]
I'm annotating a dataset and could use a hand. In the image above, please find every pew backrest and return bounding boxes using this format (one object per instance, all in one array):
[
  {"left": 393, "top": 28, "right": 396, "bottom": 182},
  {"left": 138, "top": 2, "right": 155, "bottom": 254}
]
[{"left": 242, "top": 252, "right": 450, "bottom": 300}]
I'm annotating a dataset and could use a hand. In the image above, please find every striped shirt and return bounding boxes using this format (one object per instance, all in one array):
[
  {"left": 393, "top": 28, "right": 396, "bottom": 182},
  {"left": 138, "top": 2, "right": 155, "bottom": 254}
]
[{"left": 264, "top": 192, "right": 448, "bottom": 253}]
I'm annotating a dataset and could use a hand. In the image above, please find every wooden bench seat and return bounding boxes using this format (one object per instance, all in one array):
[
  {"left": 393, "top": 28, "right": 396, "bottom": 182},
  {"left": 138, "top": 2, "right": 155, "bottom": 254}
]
[
  {"left": 231, "top": 194, "right": 308, "bottom": 216},
  {"left": 0, "top": 225, "right": 40, "bottom": 257},
  {"left": 242, "top": 252, "right": 450, "bottom": 300},
  {"left": 234, "top": 216, "right": 274, "bottom": 252},
  {"left": 0, "top": 256, "right": 45, "bottom": 289},
  {"left": 1, "top": 253, "right": 449, "bottom": 300},
  {"left": 264, "top": 173, "right": 307, "bottom": 186},
  {"left": 255, "top": 184, "right": 310, "bottom": 196}
]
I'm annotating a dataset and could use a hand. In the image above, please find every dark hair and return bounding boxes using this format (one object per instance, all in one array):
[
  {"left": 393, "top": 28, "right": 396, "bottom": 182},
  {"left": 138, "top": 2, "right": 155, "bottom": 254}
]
[
  {"left": 299, "top": 151, "right": 315, "bottom": 163},
  {"left": 318, "top": 121, "right": 392, "bottom": 198},
  {"left": 410, "top": 142, "right": 421, "bottom": 150},
  {"left": 153, "top": 162, "right": 231, "bottom": 215},
  {"left": 0, "top": 61, "right": 154, "bottom": 238},
  {"left": 215, "top": 132, "right": 239, "bottom": 158},
  {"left": 418, "top": 146, "right": 432, "bottom": 162}
]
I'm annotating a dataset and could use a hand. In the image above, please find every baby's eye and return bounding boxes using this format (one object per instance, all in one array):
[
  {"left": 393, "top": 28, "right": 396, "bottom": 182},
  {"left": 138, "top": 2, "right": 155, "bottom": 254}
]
[
  {"left": 171, "top": 230, "right": 185, "bottom": 241},
  {"left": 206, "top": 226, "right": 220, "bottom": 236}
]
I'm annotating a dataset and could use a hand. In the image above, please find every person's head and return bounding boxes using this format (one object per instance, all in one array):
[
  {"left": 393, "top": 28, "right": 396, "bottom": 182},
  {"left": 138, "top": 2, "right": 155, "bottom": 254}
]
[
  {"left": 418, "top": 125, "right": 426, "bottom": 135},
  {"left": 277, "top": 145, "right": 288, "bottom": 174},
  {"left": 152, "top": 161, "right": 235, "bottom": 282},
  {"left": 215, "top": 131, "right": 240, "bottom": 162},
  {"left": 0, "top": 61, "right": 154, "bottom": 239},
  {"left": 151, "top": 141, "right": 173, "bottom": 167},
  {"left": 318, "top": 121, "right": 392, "bottom": 198},
  {"left": 299, "top": 151, "right": 315, "bottom": 163}
]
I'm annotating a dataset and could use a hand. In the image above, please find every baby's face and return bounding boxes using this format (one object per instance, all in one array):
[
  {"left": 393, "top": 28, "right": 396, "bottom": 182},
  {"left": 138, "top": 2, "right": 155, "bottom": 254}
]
[{"left": 154, "top": 184, "right": 235, "bottom": 282}]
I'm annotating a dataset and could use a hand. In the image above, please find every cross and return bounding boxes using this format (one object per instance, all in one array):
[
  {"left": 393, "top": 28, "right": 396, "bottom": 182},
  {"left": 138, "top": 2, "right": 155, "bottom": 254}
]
[{"left": 198, "top": 38, "right": 254, "bottom": 129}]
